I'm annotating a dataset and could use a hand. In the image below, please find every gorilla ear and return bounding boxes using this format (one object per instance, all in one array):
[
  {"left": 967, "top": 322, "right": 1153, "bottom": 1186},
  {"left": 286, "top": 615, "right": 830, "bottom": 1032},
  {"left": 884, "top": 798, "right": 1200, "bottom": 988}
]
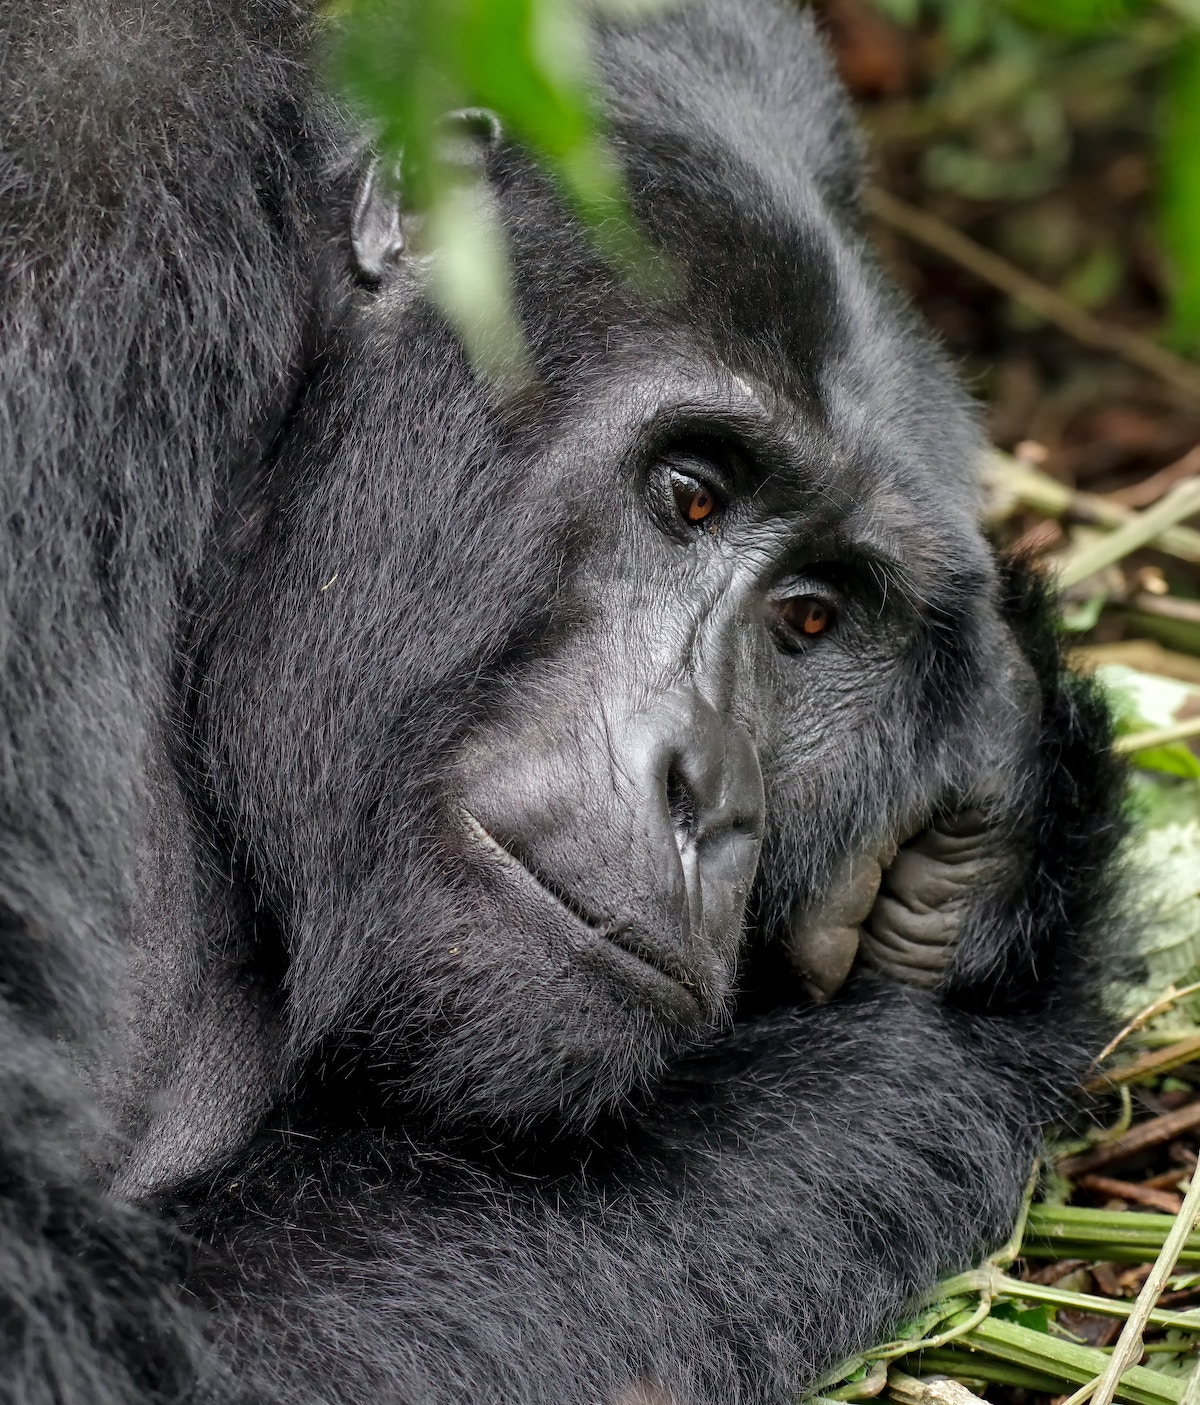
[
  {"left": 351, "top": 159, "right": 406, "bottom": 283},
  {"left": 438, "top": 107, "right": 503, "bottom": 157},
  {"left": 351, "top": 113, "right": 502, "bottom": 284}
]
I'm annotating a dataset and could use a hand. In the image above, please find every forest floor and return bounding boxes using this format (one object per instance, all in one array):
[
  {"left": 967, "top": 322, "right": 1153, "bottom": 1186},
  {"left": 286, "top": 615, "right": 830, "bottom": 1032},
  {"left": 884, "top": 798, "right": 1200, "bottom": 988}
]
[{"left": 809, "top": 6, "right": 1200, "bottom": 1405}]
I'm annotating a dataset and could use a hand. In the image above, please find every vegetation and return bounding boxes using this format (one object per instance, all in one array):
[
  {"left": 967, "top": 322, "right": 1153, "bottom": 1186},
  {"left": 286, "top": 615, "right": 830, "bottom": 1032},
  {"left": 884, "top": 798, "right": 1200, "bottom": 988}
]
[{"left": 327, "top": 0, "right": 656, "bottom": 369}]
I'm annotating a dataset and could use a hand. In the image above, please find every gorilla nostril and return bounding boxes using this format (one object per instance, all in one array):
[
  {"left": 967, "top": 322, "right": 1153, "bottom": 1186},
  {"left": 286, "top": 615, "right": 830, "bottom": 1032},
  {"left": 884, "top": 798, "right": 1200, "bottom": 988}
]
[{"left": 665, "top": 764, "right": 698, "bottom": 840}]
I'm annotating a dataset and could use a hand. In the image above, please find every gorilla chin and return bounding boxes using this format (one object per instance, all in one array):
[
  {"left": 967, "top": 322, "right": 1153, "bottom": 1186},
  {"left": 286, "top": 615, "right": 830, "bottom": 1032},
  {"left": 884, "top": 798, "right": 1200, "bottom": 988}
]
[
  {"left": 389, "top": 852, "right": 704, "bottom": 1131},
  {"left": 406, "top": 795, "right": 746, "bottom": 1130}
]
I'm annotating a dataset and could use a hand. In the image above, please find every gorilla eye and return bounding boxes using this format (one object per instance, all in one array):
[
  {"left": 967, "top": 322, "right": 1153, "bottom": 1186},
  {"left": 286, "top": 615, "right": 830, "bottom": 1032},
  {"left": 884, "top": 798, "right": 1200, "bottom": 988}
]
[
  {"left": 670, "top": 471, "right": 720, "bottom": 526},
  {"left": 777, "top": 595, "right": 836, "bottom": 643}
]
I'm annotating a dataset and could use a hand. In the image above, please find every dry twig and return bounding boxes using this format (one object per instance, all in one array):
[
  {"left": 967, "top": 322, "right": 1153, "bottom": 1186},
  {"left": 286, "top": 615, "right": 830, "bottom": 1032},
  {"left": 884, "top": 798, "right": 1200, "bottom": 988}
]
[
  {"left": 1086, "top": 1168, "right": 1200, "bottom": 1405},
  {"left": 1059, "top": 1102, "right": 1200, "bottom": 1179},
  {"left": 867, "top": 190, "right": 1200, "bottom": 405}
]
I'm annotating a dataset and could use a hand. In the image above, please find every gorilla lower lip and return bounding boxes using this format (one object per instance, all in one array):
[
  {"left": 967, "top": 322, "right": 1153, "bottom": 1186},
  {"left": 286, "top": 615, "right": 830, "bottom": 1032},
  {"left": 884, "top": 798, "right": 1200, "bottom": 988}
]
[
  {"left": 605, "top": 930, "right": 697, "bottom": 999},
  {"left": 459, "top": 806, "right": 702, "bottom": 1017},
  {"left": 582, "top": 934, "right": 703, "bottom": 1023}
]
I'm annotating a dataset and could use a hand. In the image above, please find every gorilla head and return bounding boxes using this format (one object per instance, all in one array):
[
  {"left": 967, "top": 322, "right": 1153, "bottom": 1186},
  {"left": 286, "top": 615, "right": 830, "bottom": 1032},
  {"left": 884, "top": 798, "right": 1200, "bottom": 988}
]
[{"left": 191, "top": 3, "right": 1041, "bottom": 1132}]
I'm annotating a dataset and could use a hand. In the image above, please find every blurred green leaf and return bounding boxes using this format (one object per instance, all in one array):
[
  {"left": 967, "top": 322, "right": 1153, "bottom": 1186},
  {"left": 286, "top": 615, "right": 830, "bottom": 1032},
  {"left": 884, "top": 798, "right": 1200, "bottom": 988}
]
[
  {"left": 869, "top": 0, "right": 922, "bottom": 25},
  {"left": 331, "top": 0, "right": 628, "bottom": 216},
  {"left": 941, "top": 0, "right": 994, "bottom": 57},
  {"left": 998, "top": 0, "right": 1147, "bottom": 34},
  {"left": 1095, "top": 663, "right": 1200, "bottom": 776},
  {"left": 1132, "top": 743, "right": 1200, "bottom": 778},
  {"left": 1160, "top": 35, "right": 1200, "bottom": 355},
  {"left": 1060, "top": 242, "right": 1123, "bottom": 308},
  {"left": 1095, "top": 662, "right": 1200, "bottom": 1007},
  {"left": 1123, "top": 819, "right": 1200, "bottom": 1010},
  {"left": 327, "top": 0, "right": 662, "bottom": 375},
  {"left": 1060, "top": 588, "right": 1109, "bottom": 633}
]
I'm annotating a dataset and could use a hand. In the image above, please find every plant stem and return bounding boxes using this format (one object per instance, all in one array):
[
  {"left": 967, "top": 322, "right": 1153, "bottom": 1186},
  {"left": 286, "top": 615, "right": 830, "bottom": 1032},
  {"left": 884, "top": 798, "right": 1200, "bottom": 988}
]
[
  {"left": 1115, "top": 716, "right": 1200, "bottom": 755},
  {"left": 1059, "top": 478, "right": 1200, "bottom": 589},
  {"left": 1089, "top": 1167, "right": 1200, "bottom": 1405}
]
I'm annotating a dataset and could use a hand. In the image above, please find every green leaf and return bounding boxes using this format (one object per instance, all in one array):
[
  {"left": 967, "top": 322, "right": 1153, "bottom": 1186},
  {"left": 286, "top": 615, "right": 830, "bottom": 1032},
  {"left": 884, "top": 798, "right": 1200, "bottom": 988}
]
[
  {"left": 1094, "top": 664, "right": 1200, "bottom": 777},
  {"left": 326, "top": 0, "right": 654, "bottom": 375},
  {"left": 993, "top": 1301, "right": 1054, "bottom": 1333},
  {"left": 1130, "top": 743, "right": 1200, "bottom": 779},
  {"left": 997, "top": 0, "right": 1146, "bottom": 34},
  {"left": 869, "top": 0, "right": 922, "bottom": 26},
  {"left": 1160, "top": 35, "right": 1200, "bottom": 355}
]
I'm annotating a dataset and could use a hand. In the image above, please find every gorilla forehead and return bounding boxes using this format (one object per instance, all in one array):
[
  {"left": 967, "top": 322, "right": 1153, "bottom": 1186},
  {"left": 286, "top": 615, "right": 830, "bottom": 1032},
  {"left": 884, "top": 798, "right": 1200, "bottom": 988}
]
[
  {"left": 484, "top": 2, "right": 986, "bottom": 550},
  {"left": 593, "top": 0, "right": 860, "bottom": 375},
  {"left": 598, "top": 0, "right": 864, "bottom": 219}
]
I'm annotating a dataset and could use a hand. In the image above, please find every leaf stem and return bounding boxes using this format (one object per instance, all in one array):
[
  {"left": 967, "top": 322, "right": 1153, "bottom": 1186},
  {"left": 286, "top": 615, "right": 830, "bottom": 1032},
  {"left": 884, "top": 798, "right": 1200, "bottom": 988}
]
[{"left": 1088, "top": 1168, "right": 1200, "bottom": 1405}]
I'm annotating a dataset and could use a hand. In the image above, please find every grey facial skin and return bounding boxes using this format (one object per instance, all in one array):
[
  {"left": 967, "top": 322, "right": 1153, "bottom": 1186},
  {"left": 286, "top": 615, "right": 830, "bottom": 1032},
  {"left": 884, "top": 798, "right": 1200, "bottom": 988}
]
[
  {"left": 457, "top": 675, "right": 765, "bottom": 1029},
  {"left": 448, "top": 348, "right": 1045, "bottom": 1052}
]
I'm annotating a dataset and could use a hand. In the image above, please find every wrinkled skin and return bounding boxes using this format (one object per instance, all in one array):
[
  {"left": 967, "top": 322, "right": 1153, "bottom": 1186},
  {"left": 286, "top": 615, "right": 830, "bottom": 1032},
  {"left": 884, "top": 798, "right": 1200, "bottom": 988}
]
[
  {"left": 791, "top": 809, "right": 1024, "bottom": 999},
  {"left": 0, "top": 2, "right": 1123, "bottom": 1403}
]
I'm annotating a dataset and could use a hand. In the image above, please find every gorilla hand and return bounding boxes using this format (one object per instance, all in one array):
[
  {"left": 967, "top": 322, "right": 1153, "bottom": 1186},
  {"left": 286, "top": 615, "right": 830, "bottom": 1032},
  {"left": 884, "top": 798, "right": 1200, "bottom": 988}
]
[
  {"left": 859, "top": 809, "right": 1019, "bottom": 989},
  {"left": 788, "top": 808, "right": 1019, "bottom": 999}
]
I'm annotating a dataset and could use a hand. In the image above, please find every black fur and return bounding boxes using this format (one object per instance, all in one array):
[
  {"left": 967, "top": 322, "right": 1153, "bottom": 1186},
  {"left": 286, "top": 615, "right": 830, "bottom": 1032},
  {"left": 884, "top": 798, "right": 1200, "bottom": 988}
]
[{"left": 0, "top": 2, "right": 1124, "bottom": 1403}]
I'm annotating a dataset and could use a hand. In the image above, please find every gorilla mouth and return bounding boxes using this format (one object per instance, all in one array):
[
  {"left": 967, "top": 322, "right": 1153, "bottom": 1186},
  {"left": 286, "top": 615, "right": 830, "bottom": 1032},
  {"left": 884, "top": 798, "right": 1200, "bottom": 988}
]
[{"left": 458, "top": 807, "right": 703, "bottom": 1019}]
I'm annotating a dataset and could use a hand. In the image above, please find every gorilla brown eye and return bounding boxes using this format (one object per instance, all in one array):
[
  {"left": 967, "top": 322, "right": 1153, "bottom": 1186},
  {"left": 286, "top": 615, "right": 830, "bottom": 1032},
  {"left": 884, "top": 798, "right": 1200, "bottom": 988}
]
[
  {"left": 671, "top": 471, "right": 719, "bottom": 525},
  {"left": 779, "top": 596, "right": 835, "bottom": 639}
]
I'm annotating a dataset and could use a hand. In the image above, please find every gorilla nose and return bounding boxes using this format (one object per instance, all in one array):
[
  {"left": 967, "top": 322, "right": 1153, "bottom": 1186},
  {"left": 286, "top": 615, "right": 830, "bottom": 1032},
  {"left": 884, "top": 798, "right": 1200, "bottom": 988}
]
[
  {"left": 658, "top": 695, "right": 764, "bottom": 846},
  {"left": 645, "top": 691, "right": 765, "bottom": 947},
  {"left": 453, "top": 682, "right": 764, "bottom": 997}
]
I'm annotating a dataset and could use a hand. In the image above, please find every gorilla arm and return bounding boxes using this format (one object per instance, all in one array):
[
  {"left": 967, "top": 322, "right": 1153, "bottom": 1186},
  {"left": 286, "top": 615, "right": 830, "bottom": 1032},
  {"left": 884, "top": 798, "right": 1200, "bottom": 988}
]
[
  {"left": 186, "top": 989, "right": 1070, "bottom": 1405},
  {"left": 0, "top": 5, "right": 333, "bottom": 1399}
]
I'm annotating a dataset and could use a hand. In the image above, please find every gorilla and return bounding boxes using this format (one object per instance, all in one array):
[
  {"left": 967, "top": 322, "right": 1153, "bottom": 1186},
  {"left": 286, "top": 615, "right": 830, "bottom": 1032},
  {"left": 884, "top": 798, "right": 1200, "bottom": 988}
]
[{"left": 0, "top": 1, "right": 1123, "bottom": 1402}]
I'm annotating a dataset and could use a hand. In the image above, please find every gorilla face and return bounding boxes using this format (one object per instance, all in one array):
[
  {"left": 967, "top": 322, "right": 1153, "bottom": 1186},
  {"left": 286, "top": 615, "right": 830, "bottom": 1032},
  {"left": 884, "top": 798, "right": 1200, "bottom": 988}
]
[
  {"left": 192, "top": 21, "right": 1040, "bottom": 1130},
  {"left": 196, "top": 340, "right": 1034, "bottom": 1132},
  {"left": 451, "top": 371, "right": 942, "bottom": 1032}
]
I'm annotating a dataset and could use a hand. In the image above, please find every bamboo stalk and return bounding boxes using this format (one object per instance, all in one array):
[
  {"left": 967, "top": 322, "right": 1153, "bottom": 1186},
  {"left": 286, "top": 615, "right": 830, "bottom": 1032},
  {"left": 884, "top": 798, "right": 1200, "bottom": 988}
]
[
  {"left": 979, "top": 1270, "right": 1200, "bottom": 1331},
  {"left": 908, "top": 1348, "right": 1064, "bottom": 1393},
  {"left": 1087, "top": 1166, "right": 1200, "bottom": 1405},
  {"left": 1059, "top": 479, "right": 1200, "bottom": 589},
  {"left": 959, "top": 1316, "right": 1182, "bottom": 1405}
]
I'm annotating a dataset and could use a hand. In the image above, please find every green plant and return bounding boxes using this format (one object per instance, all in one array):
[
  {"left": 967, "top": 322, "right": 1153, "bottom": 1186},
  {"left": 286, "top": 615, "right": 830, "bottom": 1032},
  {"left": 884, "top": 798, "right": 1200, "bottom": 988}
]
[{"left": 327, "top": 0, "right": 661, "bottom": 372}]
